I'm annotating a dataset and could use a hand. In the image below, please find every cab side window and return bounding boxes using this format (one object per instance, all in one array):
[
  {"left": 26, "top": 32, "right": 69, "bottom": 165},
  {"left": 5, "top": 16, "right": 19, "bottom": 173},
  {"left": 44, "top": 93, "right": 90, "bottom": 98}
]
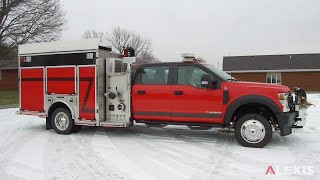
[
  {"left": 140, "top": 66, "right": 169, "bottom": 84},
  {"left": 178, "top": 66, "right": 212, "bottom": 88}
]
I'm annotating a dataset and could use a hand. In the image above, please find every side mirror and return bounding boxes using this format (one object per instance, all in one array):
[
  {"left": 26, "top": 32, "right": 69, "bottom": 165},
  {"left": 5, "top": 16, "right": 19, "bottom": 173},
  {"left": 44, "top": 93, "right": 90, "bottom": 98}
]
[{"left": 201, "top": 74, "right": 216, "bottom": 88}]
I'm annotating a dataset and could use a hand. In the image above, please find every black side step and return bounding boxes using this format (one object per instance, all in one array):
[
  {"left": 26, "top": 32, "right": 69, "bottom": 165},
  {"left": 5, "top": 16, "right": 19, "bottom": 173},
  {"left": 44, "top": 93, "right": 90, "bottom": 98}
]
[{"left": 135, "top": 120, "right": 223, "bottom": 128}]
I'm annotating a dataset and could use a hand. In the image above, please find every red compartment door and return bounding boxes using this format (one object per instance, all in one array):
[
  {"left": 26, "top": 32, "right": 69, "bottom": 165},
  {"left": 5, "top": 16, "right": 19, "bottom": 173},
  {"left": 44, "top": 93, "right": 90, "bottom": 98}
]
[
  {"left": 21, "top": 68, "right": 44, "bottom": 111},
  {"left": 47, "top": 67, "right": 75, "bottom": 94},
  {"left": 79, "top": 66, "right": 96, "bottom": 120}
]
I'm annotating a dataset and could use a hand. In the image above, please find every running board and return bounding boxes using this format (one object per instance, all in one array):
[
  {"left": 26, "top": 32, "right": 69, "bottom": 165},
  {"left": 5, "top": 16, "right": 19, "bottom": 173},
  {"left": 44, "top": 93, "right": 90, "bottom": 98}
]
[
  {"left": 75, "top": 120, "right": 97, "bottom": 126},
  {"left": 100, "top": 122, "right": 130, "bottom": 127},
  {"left": 16, "top": 110, "right": 47, "bottom": 117},
  {"left": 135, "top": 120, "right": 223, "bottom": 128}
]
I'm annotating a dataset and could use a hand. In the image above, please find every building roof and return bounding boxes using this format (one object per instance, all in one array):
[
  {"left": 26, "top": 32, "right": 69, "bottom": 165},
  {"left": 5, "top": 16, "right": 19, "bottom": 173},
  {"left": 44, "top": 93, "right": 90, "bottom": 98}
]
[
  {"left": 18, "top": 39, "right": 112, "bottom": 55},
  {"left": 223, "top": 53, "right": 320, "bottom": 72},
  {"left": 0, "top": 59, "right": 18, "bottom": 70}
]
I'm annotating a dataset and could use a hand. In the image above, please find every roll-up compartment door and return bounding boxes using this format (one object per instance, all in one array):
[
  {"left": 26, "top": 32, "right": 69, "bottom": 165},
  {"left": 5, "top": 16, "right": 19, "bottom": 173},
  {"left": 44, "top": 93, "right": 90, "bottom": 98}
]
[
  {"left": 21, "top": 68, "right": 44, "bottom": 111},
  {"left": 79, "top": 66, "right": 96, "bottom": 120},
  {"left": 47, "top": 67, "right": 75, "bottom": 94}
]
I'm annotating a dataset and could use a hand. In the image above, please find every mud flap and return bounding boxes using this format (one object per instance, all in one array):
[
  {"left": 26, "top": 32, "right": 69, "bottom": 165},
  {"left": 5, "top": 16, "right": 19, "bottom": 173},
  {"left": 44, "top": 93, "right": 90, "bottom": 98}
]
[{"left": 46, "top": 117, "right": 53, "bottom": 130}]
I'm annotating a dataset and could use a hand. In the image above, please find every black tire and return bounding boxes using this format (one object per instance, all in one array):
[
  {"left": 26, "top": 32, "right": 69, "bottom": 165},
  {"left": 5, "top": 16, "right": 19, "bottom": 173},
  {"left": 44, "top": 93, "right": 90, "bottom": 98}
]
[
  {"left": 72, "top": 125, "right": 82, "bottom": 133},
  {"left": 51, "top": 108, "right": 74, "bottom": 135},
  {"left": 235, "top": 113, "right": 272, "bottom": 148}
]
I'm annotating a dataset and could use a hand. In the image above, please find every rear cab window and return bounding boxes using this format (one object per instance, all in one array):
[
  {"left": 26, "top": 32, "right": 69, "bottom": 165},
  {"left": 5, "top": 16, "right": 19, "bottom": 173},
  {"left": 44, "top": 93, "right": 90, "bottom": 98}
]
[{"left": 137, "top": 65, "right": 170, "bottom": 85}]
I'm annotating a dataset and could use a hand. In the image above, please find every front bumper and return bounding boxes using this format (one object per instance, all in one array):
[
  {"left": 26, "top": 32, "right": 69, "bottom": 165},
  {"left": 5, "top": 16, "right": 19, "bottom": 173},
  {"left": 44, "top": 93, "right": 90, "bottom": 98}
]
[
  {"left": 276, "top": 112, "right": 298, "bottom": 136},
  {"left": 276, "top": 108, "right": 308, "bottom": 136},
  {"left": 276, "top": 87, "right": 308, "bottom": 136}
]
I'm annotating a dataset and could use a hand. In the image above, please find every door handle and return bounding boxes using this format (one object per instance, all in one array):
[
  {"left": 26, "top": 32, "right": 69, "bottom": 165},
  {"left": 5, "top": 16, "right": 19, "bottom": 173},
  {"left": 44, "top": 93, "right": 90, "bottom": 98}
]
[
  {"left": 174, "top": 91, "right": 184, "bottom": 95},
  {"left": 137, "top": 90, "right": 146, "bottom": 94}
]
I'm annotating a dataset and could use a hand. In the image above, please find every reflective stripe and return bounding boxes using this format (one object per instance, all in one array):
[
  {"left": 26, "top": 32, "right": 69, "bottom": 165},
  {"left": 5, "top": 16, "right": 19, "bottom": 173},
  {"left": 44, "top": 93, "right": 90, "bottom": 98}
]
[{"left": 135, "top": 112, "right": 171, "bottom": 116}]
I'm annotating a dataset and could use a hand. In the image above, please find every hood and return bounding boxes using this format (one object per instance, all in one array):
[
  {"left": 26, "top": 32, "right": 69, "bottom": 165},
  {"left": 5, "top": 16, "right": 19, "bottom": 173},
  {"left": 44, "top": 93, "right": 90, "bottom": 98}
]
[{"left": 233, "top": 81, "right": 290, "bottom": 92}]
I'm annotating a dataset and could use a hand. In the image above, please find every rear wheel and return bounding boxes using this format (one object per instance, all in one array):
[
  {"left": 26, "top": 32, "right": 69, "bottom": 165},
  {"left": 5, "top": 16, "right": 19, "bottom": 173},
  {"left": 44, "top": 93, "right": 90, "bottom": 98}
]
[
  {"left": 235, "top": 113, "right": 272, "bottom": 148},
  {"left": 51, "top": 108, "right": 74, "bottom": 134}
]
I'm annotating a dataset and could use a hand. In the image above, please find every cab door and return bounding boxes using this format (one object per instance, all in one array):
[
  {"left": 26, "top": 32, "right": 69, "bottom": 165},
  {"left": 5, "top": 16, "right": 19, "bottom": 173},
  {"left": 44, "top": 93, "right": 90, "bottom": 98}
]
[
  {"left": 171, "top": 64, "right": 223, "bottom": 123},
  {"left": 132, "top": 65, "right": 172, "bottom": 121}
]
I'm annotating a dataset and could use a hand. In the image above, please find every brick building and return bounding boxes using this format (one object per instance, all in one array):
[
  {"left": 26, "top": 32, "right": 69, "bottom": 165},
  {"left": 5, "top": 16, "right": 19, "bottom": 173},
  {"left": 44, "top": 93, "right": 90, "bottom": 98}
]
[
  {"left": 0, "top": 59, "right": 18, "bottom": 90},
  {"left": 223, "top": 54, "right": 320, "bottom": 92}
]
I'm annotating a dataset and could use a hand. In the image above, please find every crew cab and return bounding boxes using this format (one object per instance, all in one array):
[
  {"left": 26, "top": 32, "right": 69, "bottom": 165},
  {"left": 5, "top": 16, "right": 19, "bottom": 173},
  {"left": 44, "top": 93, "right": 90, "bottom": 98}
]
[{"left": 131, "top": 55, "right": 308, "bottom": 148}]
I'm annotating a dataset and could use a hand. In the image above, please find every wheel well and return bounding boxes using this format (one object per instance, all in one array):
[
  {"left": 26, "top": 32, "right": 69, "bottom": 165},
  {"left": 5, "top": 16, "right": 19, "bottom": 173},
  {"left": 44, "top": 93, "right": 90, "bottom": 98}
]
[
  {"left": 231, "top": 103, "right": 278, "bottom": 127},
  {"left": 48, "top": 102, "right": 72, "bottom": 120}
]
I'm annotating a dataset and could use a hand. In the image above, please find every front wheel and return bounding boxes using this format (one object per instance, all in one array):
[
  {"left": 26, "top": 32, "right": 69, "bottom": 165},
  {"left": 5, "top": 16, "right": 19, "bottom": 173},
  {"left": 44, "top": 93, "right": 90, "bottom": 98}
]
[
  {"left": 235, "top": 114, "right": 272, "bottom": 148},
  {"left": 51, "top": 108, "right": 75, "bottom": 135}
]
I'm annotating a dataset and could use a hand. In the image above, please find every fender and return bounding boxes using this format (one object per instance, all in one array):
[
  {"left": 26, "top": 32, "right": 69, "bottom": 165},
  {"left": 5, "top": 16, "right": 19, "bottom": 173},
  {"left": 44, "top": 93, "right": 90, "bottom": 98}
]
[
  {"left": 48, "top": 100, "right": 76, "bottom": 119},
  {"left": 223, "top": 95, "right": 282, "bottom": 125}
]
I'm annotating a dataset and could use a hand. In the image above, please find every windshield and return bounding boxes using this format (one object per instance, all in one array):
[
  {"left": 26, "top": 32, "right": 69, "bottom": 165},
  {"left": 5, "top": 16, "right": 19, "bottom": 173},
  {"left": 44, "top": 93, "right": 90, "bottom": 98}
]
[{"left": 203, "top": 64, "right": 236, "bottom": 81}]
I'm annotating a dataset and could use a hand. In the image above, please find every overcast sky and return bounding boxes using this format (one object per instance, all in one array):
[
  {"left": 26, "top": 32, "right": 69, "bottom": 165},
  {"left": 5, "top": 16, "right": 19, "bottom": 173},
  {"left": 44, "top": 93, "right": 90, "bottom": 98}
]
[{"left": 61, "top": 0, "right": 320, "bottom": 67}]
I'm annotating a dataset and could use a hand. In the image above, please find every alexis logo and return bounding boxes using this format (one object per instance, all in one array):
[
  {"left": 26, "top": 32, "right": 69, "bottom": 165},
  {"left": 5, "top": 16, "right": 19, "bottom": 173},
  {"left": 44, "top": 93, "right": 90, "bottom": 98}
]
[{"left": 265, "top": 165, "right": 314, "bottom": 175}]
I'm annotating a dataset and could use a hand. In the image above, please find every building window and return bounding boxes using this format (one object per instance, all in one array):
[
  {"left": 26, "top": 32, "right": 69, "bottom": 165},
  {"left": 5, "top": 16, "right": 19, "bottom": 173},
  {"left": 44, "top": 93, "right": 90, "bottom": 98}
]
[{"left": 266, "top": 73, "right": 281, "bottom": 84}]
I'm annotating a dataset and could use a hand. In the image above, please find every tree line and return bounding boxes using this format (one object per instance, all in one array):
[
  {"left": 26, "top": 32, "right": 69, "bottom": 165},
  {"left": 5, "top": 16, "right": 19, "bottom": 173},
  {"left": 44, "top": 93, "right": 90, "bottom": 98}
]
[
  {"left": 83, "top": 27, "right": 159, "bottom": 64},
  {"left": 0, "top": 0, "right": 158, "bottom": 68},
  {"left": 0, "top": 0, "right": 66, "bottom": 61}
]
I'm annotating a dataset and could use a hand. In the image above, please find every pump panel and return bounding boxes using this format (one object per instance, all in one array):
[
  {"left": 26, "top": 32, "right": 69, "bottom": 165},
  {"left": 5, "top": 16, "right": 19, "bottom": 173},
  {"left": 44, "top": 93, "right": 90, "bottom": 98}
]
[{"left": 105, "top": 58, "right": 133, "bottom": 124}]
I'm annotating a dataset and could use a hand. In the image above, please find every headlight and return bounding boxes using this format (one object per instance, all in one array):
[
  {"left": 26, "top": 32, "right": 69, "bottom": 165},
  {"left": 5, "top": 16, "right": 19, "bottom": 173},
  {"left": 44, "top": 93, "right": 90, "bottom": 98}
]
[
  {"left": 278, "top": 93, "right": 290, "bottom": 112},
  {"left": 278, "top": 93, "right": 286, "bottom": 100}
]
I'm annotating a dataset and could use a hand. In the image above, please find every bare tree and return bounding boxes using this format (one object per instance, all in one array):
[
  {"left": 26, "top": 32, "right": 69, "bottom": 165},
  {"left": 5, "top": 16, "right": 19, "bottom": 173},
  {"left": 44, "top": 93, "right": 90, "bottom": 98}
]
[
  {"left": 105, "top": 26, "right": 131, "bottom": 54},
  {"left": 83, "top": 30, "right": 104, "bottom": 42},
  {"left": 106, "top": 27, "right": 153, "bottom": 57},
  {"left": 0, "top": 0, "right": 67, "bottom": 59},
  {"left": 83, "top": 27, "right": 158, "bottom": 63},
  {"left": 137, "top": 51, "right": 160, "bottom": 65},
  {"left": 129, "top": 33, "right": 152, "bottom": 58}
]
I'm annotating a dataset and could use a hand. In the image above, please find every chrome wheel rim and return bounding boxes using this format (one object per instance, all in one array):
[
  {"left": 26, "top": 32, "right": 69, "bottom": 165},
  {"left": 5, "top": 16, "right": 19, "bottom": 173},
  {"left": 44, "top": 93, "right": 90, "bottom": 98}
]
[
  {"left": 55, "top": 112, "right": 69, "bottom": 131},
  {"left": 240, "top": 119, "right": 266, "bottom": 143}
]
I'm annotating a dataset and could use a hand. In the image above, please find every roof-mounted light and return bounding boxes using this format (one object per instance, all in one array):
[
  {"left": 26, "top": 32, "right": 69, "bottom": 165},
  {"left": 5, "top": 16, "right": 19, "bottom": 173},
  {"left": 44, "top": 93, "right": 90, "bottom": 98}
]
[
  {"left": 181, "top": 53, "right": 206, "bottom": 63},
  {"left": 181, "top": 53, "right": 197, "bottom": 62}
]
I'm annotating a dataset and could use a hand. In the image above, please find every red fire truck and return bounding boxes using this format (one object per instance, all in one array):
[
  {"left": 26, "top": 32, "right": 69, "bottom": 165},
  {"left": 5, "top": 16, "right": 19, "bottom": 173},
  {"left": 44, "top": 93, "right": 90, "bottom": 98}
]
[{"left": 16, "top": 39, "right": 308, "bottom": 148}]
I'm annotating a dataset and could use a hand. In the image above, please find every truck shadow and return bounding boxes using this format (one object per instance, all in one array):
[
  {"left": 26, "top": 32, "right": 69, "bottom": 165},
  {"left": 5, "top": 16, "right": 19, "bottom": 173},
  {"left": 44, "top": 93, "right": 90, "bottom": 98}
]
[
  {"left": 78, "top": 125, "right": 239, "bottom": 147},
  {"left": 86, "top": 125, "right": 289, "bottom": 148},
  {"left": 41, "top": 124, "right": 290, "bottom": 148}
]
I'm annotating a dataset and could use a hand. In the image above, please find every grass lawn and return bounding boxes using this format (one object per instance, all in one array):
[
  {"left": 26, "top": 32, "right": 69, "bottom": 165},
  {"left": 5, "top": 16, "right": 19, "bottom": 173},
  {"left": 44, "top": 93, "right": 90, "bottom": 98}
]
[{"left": 0, "top": 90, "right": 18, "bottom": 109}]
